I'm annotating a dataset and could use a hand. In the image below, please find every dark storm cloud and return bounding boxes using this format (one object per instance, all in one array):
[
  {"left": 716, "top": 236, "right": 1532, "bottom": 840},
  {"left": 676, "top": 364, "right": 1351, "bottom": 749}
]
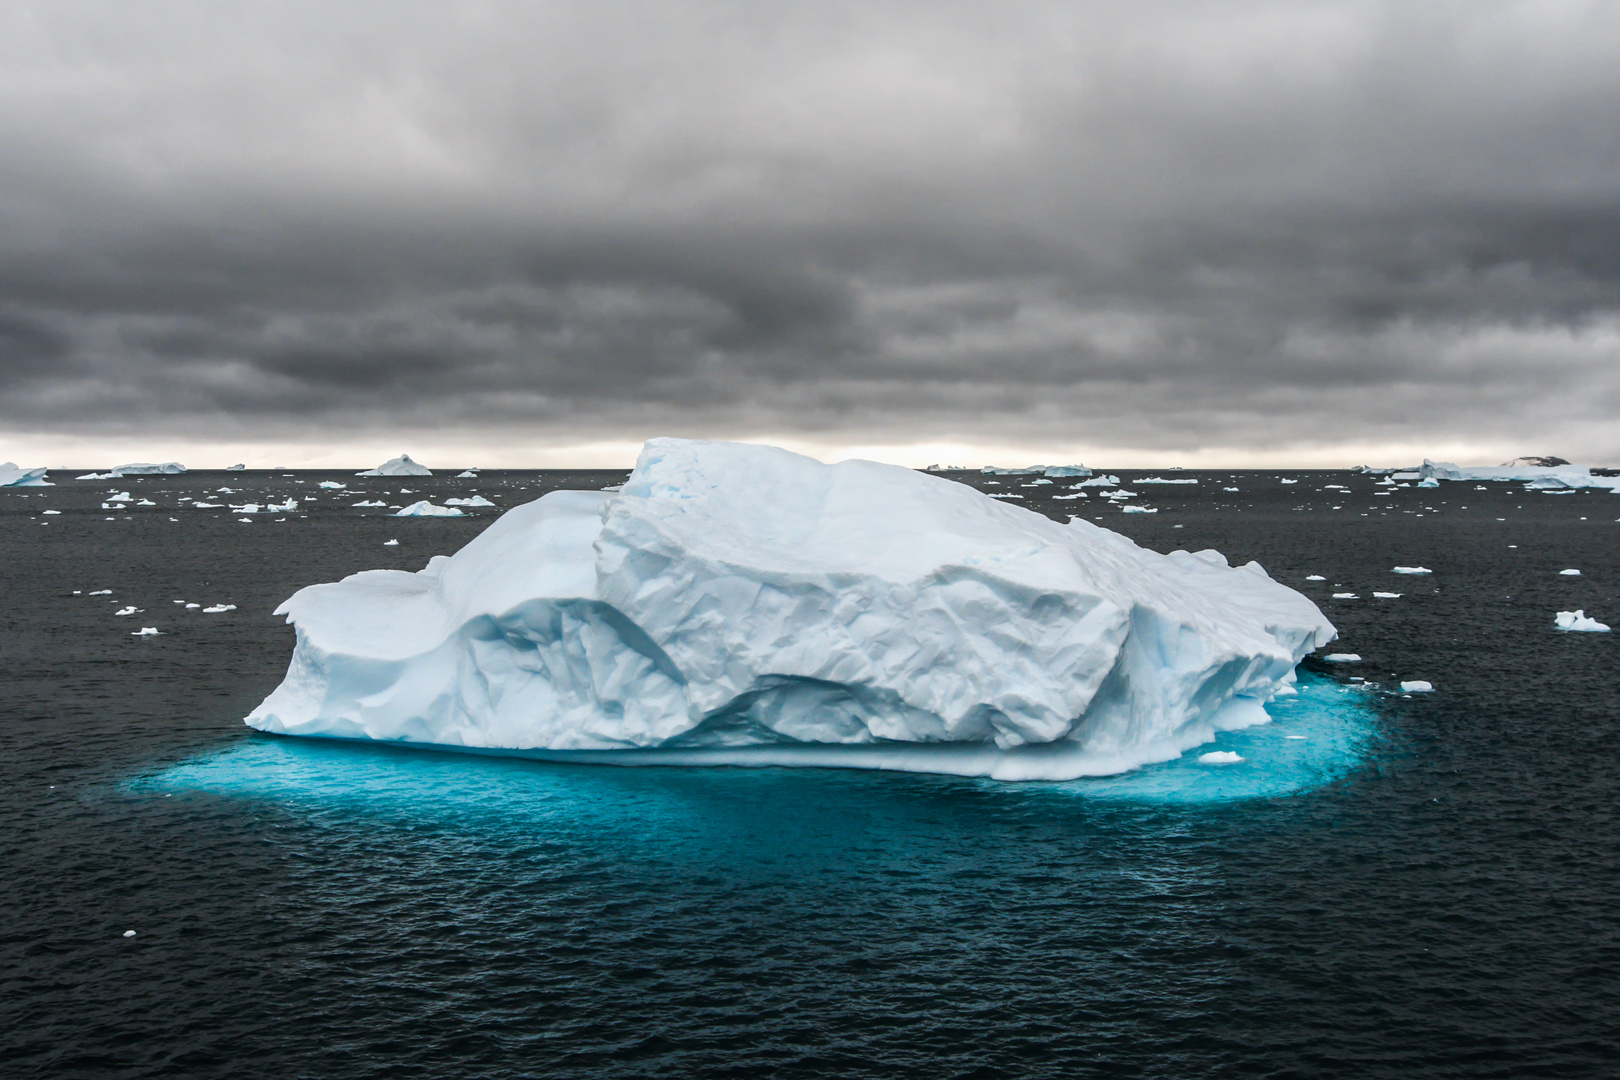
[{"left": 3, "top": 1, "right": 1620, "bottom": 457}]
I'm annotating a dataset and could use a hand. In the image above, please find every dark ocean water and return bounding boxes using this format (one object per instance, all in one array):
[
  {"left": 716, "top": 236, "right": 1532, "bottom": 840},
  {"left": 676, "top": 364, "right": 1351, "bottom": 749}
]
[{"left": 3, "top": 467, "right": 1617, "bottom": 1079}]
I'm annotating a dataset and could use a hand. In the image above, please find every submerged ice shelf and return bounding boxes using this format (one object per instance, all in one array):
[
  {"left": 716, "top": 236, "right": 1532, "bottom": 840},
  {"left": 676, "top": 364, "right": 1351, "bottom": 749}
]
[{"left": 247, "top": 439, "right": 1337, "bottom": 781}]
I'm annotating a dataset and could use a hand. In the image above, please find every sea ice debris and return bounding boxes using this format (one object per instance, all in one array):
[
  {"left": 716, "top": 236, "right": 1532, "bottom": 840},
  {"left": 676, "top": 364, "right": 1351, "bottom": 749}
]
[
  {"left": 1323, "top": 653, "right": 1361, "bottom": 662},
  {"left": 113, "top": 606, "right": 139, "bottom": 616},
  {"left": 351, "top": 500, "right": 388, "bottom": 507},
  {"left": 132, "top": 627, "right": 162, "bottom": 636},
  {"left": 394, "top": 501, "right": 464, "bottom": 517},
  {"left": 1399, "top": 680, "right": 1433, "bottom": 692},
  {"left": 1392, "top": 566, "right": 1432, "bottom": 575},
  {"left": 1305, "top": 575, "right": 1326, "bottom": 581},
  {"left": 1198, "top": 751, "right": 1245, "bottom": 764},
  {"left": 445, "top": 495, "right": 496, "bottom": 507},
  {"left": 1373, "top": 592, "right": 1402, "bottom": 599},
  {"left": 202, "top": 604, "right": 236, "bottom": 613},
  {"left": 1332, "top": 593, "right": 1358, "bottom": 599},
  {"left": 1559, "top": 569, "right": 1581, "bottom": 576},
  {"left": 1555, "top": 610, "right": 1610, "bottom": 632},
  {"left": 1120, "top": 505, "right": 1156, "bottom": 513},
  {"left": 319, "top": 481, "right": 346, "bottom": 490}
]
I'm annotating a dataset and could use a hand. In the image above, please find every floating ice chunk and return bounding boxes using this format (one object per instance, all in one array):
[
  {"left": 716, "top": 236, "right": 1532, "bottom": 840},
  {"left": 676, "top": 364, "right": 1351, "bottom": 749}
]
[
  {"left": 1400, "top": 680, "right": 1433, "bottom": 692},
  {"left": 351, "top": 500, "right": 388, "bottom": 507},
  {"left": 247, "top": 439, "right": 1336, "bottom": 779},
  {"left": 1417, "top": 478, "right": 1440, "bottom": 488},
  {"left": 226, "top": 463, "right": 245, "bottom": 471},
  {"left": 1373, "top": 592, "right": 1403, "bottom": 598},
  {"left": 202, "top": 604, "right": 236, "bottom": 613},
  {"left": 42, "top": 509, "right": 60, "bottom": 515},
  {"left": 230, "top": 503, "right": 261, "bottom": 514},
  {"left": 1224, "top": 487, "right": 1240, "bottom": 492},
  {"left": 455, "top": 470, "right": 479, "bottom": 478},
  {"left": 358, "top": 454, "right": 432, "bottom": 477},
  {"left": 394, "top": 501, "right": 463, "bottom": 517},
  {"left": 1559, "top": 569, "right": 1581, "bottom": 576},
  {"left": 1198, "top": 751, "right": 1245, "bottom": 764},
  {"left": 980, "top": 465, "right": 1047, "bottom": 475},
  {"left": 1075, "top": 475, "right": 1120, "bottom": 488},
  {"left": 192, "top": 501, "right": 223, "bottom": 509},
  {"left": 105, "top": 492, "right": 132, "bottom": 503},
  {"left": 123, "top": 930, "right": 136, "bottom": 937},
  {"left": 383, "top": 539, "right": 399, "bottom": 546},
  {"left": 1280, "top": 479, "right": 1298, "bottom": 485},
  {"left": 1052, "top": 492, "right": 1088, "bottom": 500},
  {"left": 445, "top": 495, "right": 496, "bottom": 507},
  {"left": 318, "top": 481, "right": 346, "bottom": 490},
  {"left": 1120, "top": 505, "right": 1157, "bottom": 513},
  {"left": 132, "top": 627, "right": 162, "bottom": 636},
  {"left": 185, "top": 603, "right": 200, "bottom": 609},
  {"left": 1555, "top": 610, "right": 1610, "bottom": 632},
  {"left": 1331, "top": 592, "right": 1358, "bottom": 599},
  {"left": 1305, "top": 575, "right": 1326, "bottom": 581},
  {"left": 267, "top": 499, "right": 298, "bottom": 513},
  {"left": 102, "top": 462, "right": 186, "bottom": 476},
  {"left": 1392, "top": 566, "right": 1432, "bottom": 574},
  {"left": 89, "top": 589, "right": 112, "bottom": 595},
  {"left": 986, "top": 492, "right": 1025, "bottom": 499},
  {"left": 1323, "top": 653, "right": 1361, "bottom": 662},
  {"left": 1043, "top": 465, "right": 1091, "bottom": 478},
  {"left": 1136, "top": 477, "right": 1198, "bottom": 484},
  {"left": 0, "top": 462, "right": 51, "bottom": 486},
  {"left": 113, "top": 606, "right": 139, "bottom": 616}
]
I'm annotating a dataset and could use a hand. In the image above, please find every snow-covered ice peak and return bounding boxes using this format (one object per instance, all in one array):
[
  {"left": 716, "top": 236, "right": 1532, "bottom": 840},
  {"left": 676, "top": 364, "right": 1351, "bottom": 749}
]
[
  {"left": 1555, "top": 610, "right": 1610, "bottom": 632},
  {"left": 247, "top": 438, "right": 1336, "bottom": 780},
  {"left": 358, "top": 454, "right": 433, "bottom": 477}
]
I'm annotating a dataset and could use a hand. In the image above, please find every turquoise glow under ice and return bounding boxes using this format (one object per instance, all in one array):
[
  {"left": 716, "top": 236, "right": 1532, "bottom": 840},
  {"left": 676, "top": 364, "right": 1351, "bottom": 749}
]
[{"left": 144, "top": 673, "right": 1375, "bottom": 810}]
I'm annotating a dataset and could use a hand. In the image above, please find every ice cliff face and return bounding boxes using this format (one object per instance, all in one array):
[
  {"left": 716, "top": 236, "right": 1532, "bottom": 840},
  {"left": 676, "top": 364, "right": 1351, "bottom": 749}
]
[{"left": 247, "top": 439, "right": 1335, "bottom": 778}]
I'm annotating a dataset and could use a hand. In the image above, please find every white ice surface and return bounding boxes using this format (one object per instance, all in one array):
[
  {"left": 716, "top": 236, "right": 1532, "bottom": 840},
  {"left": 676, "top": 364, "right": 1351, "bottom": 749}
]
[
  {"left": 1392, "top": 566, "right": 1432, "bottom": 575},
  {"left": 247, "top": 439, "right": 1337, "bottom": 780},
  {"left": 445, "top": 495, "right": 497, "bottom": 507},
  {"left": 1400, "top": 680, "right": 1434, "bottom": 692},
  {"left": 1419, "top": 459, "right": 1620, "bottom": 490},
  {"left": 395, "top": 500, "right": 464, "bottom": 517},
  {"left": 0, "top": 462, "right": 51, "bottom": 486},
  {"left": 1555, "top": 610, "right": 1610, "bottom": 632},
  {"left": 358, "top": 454, "right": 433, "bottom": 477}
]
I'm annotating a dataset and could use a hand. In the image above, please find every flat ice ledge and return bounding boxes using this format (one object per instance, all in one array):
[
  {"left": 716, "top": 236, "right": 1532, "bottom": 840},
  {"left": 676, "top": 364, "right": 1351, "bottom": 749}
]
[{"left": 248, "top": 438, "right": 1336, "bottom": 778}]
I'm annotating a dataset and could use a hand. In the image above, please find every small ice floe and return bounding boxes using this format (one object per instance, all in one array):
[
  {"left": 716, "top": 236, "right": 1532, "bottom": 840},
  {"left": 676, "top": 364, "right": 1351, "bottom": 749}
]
[
  {"left": 106, "top": 491, "right": 132, "bottom": 502},
  {"left": 1400, "top": 680, "right": 1434, "bottom": 693},
  {"left": 987, "top": 492, "right": 1025, "bottom": 499},
  {"left": 1198, "top": 751, "right": 1245, "bottom": 765},
  {"left": 136, "top": 498, "right": 155, "bottom": 506},
  {"left": 266, "top": 499, "right": 298, "bottom": 513},
  {"left": 318, "top": 481, "right": 346, "bottom": 490},
  {"left": 1280, "top": 479, "right": 1298, "bottom": 485},
  {"left": 123, "top": 930, "right": 136, "bottom": 938},
  {"left": 1223, "top": 486, "right": 1240, "bottom": 492},
  {"left": 113, "top": 606, "right": 140, "bottom": 616},
  {"left": 1305, "top": 574, "right": 1326, "bottom": 581},
  {"left": 1022, "top": 478, "right": 1054, "bottom": 486},
  {"left": 1136, "top": 476, "right": 1197, "bottom": 484},
  {"left": 193, "top": 501, "right": 223, "bottom": 508},
  {"left": 43, "top": 509, "right": 60, "bottom": 515},
  {"left": 202, "top": 604, "right": 236, "bottom": 614},
  {"left": 383, "top": 539, "right": 399, "bottom": 546},
  {"left": 1284, "top": 735, "right": 1308, "bottom": 740},
  {"left": 230, "top": 503, "right": 261, "bottom": 514},
  {"left": 1417, "top": 478, "right": 1440, "bottom": 488},
  {"left": 1332, "top": 592, "right": 1359, "bottom": 599},
  {"left": 1323, "top": 653, "right": 1361, "bottom": 662},
  {"left": 1120, "top": 505, "right": 1157, "bottom": 513},
  {"left": 1373, "top": 592, "right": 1403, "bottom": 599},
  {"left": 1559, "top": 569, "right": 1581, "bottom": 576},
  {"left": 227, "top": 463, "right": 245, "bottom": 471},
  {"left": 455, "top": 470, "right": 479, "bottom": 478},
  {"left": 131, "top": 627, "right": 162, "bottom": 636},
  {"left": 1392, "top": 566, "right": 1432, "bottom": 574},
  {"left": 1555, "top": 610, "right": 1611, "bottom": 632},
  {"left": 185, "top": 603, "right": 200, "bottom": 609},
  {"left": 1052, "top": 492, "right": 1087, "bottom": 500},
  {"left": 89, "top": 589, "right": 112, "bottom": 595},
  {"left": 445, "top": 495, "right": 496, "bottom": 507},
  {"left": 1076, "top": 475, "right": 1120, "bottom": 488},
  {"left": 351, "top": 500, "right": 388, "bottom": 507}
]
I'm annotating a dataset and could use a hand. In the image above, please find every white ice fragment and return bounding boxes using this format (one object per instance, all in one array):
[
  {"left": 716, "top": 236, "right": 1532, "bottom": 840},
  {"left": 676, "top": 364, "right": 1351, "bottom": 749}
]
[
  {"left": 1280, "top": 479, "right": 1298, "bottom": 485},
  {"left": 1223, "top": 487, "right": 1240, "bottom": 492},
  {"left": 1136, "top": 477, "right": 1198, "bottom": 484},
  {"left": 245, "top": 438, "right": 1336, "bottom": 780},
  {"left": 227, "top": 463, "right": 245, "bottom": 471},
  {"left": 358, "top": 454, "right": 432, "bottom": 477},
  {"left": 1392, "top": 566, "right": 1432, "bottom": 575},
  {"left": 1323, "top": 653, "right": 1361, "bottom": 662},
  {"left": 202, "top": 604, "right": 236, "bottom": 613},
  {"left": 0, "top": 462, "right": 52, "bottom": 486},
  {"left": 455, "top": 470, "right": 479, "bottom": 478},
  {"left": 351, "top": 500, "right": 388, "bottom": 507},
  {"left": 192, "top": 501, "right": 223, "bottom": 509},
  {"left": 1284, "top": 735, "right": 1307, "bottom": 739},
  {"left": 105, "top": 492, "right": 132, "bottom": 503},
  {"left": 1075, "top": 475, "right": 1120, "bottom": 488},
  {"left": 267, "top": 499, "right": 298, "bottom": 512},
  {"left": 123, "top": 930, "right": 136, "bottom": 937},
  {"left": 1332, "top": 592, "right": 1359, "bottom": 599},
  {"left": 1198, "top": 751, "right": 1245, "bottom": 765},
  {"left": 445, "top": 495, "right": 496, "bottom": 507},
  {"left": 986, "top": 492, "right": 1025, "bottom": 499},
  {"left": 1417, "top": 478, "right": 1440, "bottom": 488},
  {"left": 1400, "top": 680, "right": 1433, "bottom": 692},
  {"left": 1305, "top": 575, "right": 1326, "bottom": 581},
  {"left": 43, "top": 509, "right": 60, "bottom": 515},
  {"left": 132, "top": 627, "right": 162, "bottom": 636},
  {"left": 1555, "top": 610, "right": 1610, "bottom": 632},
  {"left": 230, "top": 504, "right": 261, "bottom": 514},
  {"left": 89, "top": 589, "right": 112, "bottom": 595},
  {"left": 383, "top": 539, "right": 399, "bottom": 545},
  {"left": 1373, "top": 592, "right": 1403, "bottom": 599},
  {"left": 1559, "top": 569, "right": 1581, "bottom": 576},
  {"left": 185, "top": 603, "right": 200, "bottom": 609},
  {"left": 394, "top": 501, "right": 464, "bottom": 517},
  {"left": 113, "top": 606, "right": 139, "bottom": 616},
  {"left": 1120, "top": 505, "right": 1157, "bottom": 513},
  {"left": 319, "top": 481, "right": 346, "bottom": 490},
  {"left": 1052, "top": 492, "right": 1088, "bottom": 500}
]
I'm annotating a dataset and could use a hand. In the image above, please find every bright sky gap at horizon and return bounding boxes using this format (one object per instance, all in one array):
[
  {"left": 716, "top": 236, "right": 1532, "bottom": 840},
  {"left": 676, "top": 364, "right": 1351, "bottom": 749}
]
[{"left": 3, "top": 3, "right": 1620, "bottom": 469}]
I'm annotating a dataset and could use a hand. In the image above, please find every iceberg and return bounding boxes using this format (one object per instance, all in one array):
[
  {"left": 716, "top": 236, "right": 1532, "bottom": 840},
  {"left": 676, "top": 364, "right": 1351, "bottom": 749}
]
[
  {"left": 358, "top": 454, "right": 433, "bottom": 477},
  {"left": 246, "top": 439, "right": 1336, "bottom": 780},
  {"left": 226, "top": 463, "right": 246, "bottom": 471},
  {"left": 1418, "top": 458, "right": 1620, "bottom": 491},
  {"left": 112, "top": 462, "right": 187, "bottom": 476},
  {"left": 1555, "top": 610, "right": 1610, "bottom": 632},
  {"left": 1136, "top": 477, "right": 1198, "bottom": 485},
  {"left": 0, "top": 462, "right": 51, "bottom": 487},
  {"left": 395, "top": 500, "right": 463, "bottom": 517},
  {"left": 445, "top": 495, "right": 497, "bottom": 507}
]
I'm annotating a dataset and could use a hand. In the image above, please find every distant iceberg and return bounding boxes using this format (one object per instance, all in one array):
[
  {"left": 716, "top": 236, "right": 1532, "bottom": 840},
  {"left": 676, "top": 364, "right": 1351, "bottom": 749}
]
[
  {"left": 394, "top": 500, "right": 463, "bottom": 517},
  {"left": 226, "top": 464, "right": 246, "bottom": 471},
  {"left": 0, "top": 462, "right": 51, "bottom": 487},
  {"left": 1418, "top": 458, "right": 1620, "bottom": 491},
  {"left": 76, "top": 462, "right": 187, "bottom": 480},
  {"left": 445, "top": 495, "right": 496, "bottom": 507},
  {"left": 247, "top": 439, "right": 1336, "bottom": 781},
  {"left": 358, "top": 454, "right": 432, "bottom": 477},
  {"left": 1555, "top": 610, "right": 1610, "bottom": 633}
]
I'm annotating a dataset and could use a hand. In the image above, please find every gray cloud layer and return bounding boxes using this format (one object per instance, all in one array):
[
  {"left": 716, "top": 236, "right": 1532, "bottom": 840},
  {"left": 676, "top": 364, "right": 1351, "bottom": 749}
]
[{"left": 4, "top": 1, "right": 1620, "bottom": 459}]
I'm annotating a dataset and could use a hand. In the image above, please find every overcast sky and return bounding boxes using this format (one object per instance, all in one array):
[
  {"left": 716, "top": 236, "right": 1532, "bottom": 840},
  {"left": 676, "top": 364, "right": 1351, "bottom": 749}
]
[{"left": 3, "top": 0, "right": 1619, "bottom": 467}]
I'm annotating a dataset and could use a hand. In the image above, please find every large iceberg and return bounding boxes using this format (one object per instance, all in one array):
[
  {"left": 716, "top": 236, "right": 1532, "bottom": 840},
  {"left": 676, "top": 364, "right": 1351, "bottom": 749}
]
[
  {"left": 75, "top": 462, "right": 187, "bottom": 480},
  {"left": 247, "top": 439, "right": 1336, "bottom": 780},
  {"left": 358, "top": 454, "right": 432, "bottom": 477},
  {"left": 0, "top": 462, "right": 51, "bottom": 487}
]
